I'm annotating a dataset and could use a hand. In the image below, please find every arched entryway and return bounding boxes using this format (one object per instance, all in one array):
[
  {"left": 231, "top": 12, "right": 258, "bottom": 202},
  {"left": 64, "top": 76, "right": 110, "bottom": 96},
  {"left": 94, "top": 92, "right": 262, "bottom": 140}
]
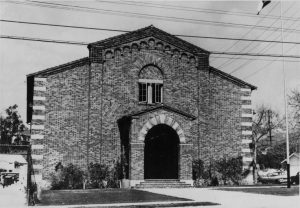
[{"left": 144, "top": 124, "right": 179, "bottom": 179}]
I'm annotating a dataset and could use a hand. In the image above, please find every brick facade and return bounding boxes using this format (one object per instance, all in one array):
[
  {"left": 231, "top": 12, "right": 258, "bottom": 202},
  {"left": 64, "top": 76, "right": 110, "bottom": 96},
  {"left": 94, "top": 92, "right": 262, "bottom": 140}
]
[{"left": 27, "top": 26, "right": 256, "bottom": 187}]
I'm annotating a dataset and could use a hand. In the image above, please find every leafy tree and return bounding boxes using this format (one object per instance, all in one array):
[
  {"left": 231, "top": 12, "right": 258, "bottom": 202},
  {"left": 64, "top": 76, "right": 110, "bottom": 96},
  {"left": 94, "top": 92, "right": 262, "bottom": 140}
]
[
  {"left": 257, "top": 141, "right": 298, "bottom": 170},
  {"left": 288, "top": 89, "right": 300, "bottom": 153},
  {"left": 252, "top": 105, "right": 282, "bottom": 182},
  {"left": 0, "top": 105, "right": 29, "bottom": 145},
  {"left": 289, "top": 89, "right": 300, "bottom": 127}
]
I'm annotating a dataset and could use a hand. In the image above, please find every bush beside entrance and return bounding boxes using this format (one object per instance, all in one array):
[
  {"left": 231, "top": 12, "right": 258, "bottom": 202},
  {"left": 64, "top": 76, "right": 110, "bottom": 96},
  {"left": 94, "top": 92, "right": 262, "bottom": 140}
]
[
  {"left": 49, "top": 160, "right": 122, "bottom": 190},
  {"left": 193, "top": 156, "right": 247, "bottom": 186}
]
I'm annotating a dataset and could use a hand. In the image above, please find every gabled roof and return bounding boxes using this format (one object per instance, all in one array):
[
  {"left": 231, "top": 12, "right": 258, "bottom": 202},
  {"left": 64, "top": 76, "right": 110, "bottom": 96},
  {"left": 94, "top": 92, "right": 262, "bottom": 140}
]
[
  {"left": 281, "top": 152, "right": 300, "bottom": 163},
  {"left": 209, "top": 66, "right": 257, "bottom": 90},
  {"left": 27, "top": 57, "right": 89, "bottom": 77},
  {"left": 88, "top": 25, "right": 209, "bottom": 55},
  {"left": 125, "top": 104, "right": 197, "bottom": 121}
]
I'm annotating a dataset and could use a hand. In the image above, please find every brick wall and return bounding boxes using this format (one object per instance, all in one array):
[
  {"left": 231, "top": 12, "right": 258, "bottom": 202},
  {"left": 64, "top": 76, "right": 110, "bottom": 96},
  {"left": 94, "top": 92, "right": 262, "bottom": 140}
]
[{"left": 36, "top": 37, "right": 253, "bottom": 181}]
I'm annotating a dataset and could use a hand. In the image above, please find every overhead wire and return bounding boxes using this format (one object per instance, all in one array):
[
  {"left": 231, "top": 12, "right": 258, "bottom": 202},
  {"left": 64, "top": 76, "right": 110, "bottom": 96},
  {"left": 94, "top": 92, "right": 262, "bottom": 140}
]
[
  {"left": 216, "top": 2, "right": 296, "bottom": 69},
  {"left": 5, "top": 0, "right": 300, "bottom": 33},
  {"left": 1, "top": 19, "right": 300, "bottom": 45},
  {"left": 1, "top": 34, "right": 300, "bottom": 59},
  {"left": 242, "top": 44, "right": 298, "bottom": 80},
  {"left": 102, "top": 0, "right": 299, "bottom": 21},
  {"left": 212, "top": 2, "right": 280, "bottom": 65},
  {"left": 228, "top": 16, "right": 300, "bottom": 75}
]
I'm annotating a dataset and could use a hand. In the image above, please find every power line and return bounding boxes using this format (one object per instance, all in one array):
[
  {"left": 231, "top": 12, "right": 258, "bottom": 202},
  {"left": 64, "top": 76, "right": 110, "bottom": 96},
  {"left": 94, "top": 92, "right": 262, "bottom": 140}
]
[
  {"left": 1, "top": 19, "right": 300, "bottom": 45},
  {"left": 211, "top": 55, "right": 299, "bottom": 63},
  {"left": 6, "top": 0, "right": 300, "bottom": 33},
  {"left": 1, "top": 34, "right": 300, "bottom": 59},
  {"left": 216, "top": 3, "right": 296, "bottom": 69},
  {"left": 228, "top": 20, "right": 299, "bottom": 75},
  {"left": 243, "top": 44, "right": 297, "bottom": 79},
  {"left": 103, "top": 0, "right": 299, "bottom": 21},
  {"left": 0, "top": 35, "right": 87, "bottom": 45},
  {"left": 212, "top": 2, "right": 280, "bottom": 66}
]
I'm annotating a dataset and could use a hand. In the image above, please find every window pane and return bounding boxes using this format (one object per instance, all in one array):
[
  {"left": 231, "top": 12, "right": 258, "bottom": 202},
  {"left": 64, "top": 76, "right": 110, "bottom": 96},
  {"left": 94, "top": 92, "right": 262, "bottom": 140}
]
[{"left": 139, "top": 83, "right": 147, "bottom": 102}]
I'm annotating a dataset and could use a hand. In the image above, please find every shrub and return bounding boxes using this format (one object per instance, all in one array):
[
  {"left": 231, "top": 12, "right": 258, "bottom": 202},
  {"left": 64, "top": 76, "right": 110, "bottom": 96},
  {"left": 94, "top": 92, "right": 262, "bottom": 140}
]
[
  {"left": 215, "top": 156, "right": 243, "bottom": 185},
  {"left": 88, "top": 163, "right": 109, "bottom": 188},
  {"left": 50, "top": 163, "right": 84, "bottom": 190},
  {"left": 192, "top": 156, "right": 244, "bottom": 186},
  {"left": 88, "top": 161, "right": 121, "bottom": 188}
]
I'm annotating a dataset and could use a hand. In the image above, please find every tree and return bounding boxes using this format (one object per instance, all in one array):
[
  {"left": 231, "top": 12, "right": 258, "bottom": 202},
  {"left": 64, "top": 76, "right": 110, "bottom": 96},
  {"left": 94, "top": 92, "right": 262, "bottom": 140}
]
[
  {"left": 252, "top": 105, "right": 282, "bottom": 183},
  {"left": 288, "top": 89, "right": 300, "bottom": 153},
  {"left": 0, "top": 105, "right": 29, "bottom": 145}
]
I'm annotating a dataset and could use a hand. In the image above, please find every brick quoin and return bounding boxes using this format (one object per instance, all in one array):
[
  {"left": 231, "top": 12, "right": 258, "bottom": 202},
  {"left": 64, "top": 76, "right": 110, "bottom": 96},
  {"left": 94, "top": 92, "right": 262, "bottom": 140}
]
[{"left": 27, "top": 26, "right": 257, "bottom": 187}]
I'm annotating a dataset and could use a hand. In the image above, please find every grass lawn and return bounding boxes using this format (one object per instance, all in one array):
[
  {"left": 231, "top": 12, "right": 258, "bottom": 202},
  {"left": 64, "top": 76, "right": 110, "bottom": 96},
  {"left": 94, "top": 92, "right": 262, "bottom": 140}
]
[
  {"left": 38, "top": 189, "right": 200, "bottom": 206},
  {"left": 216, "top": 186, "right": 299, "bottom": 196}
]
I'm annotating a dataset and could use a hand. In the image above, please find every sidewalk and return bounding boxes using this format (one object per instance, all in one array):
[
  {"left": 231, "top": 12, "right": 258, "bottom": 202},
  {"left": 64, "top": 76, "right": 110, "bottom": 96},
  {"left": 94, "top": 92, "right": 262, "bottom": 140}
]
[
  {"left": 145, "top": 188, "right": 300, "bottom": 208},
  {"left": 1, "top": 186, "right": 299, "bottom": 208}
]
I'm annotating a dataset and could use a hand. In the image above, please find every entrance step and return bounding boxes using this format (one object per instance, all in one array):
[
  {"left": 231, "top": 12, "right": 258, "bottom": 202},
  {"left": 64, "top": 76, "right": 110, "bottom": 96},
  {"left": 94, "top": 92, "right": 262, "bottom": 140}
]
[{"left": 135, "top": 179, "right": 192, "bottom": 188}]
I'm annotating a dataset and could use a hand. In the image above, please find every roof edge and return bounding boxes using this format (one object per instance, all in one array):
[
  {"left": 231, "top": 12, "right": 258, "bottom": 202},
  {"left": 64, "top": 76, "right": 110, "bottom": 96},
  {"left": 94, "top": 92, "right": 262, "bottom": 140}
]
[
  {"left": 126, "top": 104, "right": 197, "bottom": 120},
  {"left": 209, "top": 66, "right": 257, "bottom": 90},
  {"left": 27, "top": 57, "right": 90, "bottom": 77},
  {"left": 88, "top": 25, "right": 210, "bottom": 55}
]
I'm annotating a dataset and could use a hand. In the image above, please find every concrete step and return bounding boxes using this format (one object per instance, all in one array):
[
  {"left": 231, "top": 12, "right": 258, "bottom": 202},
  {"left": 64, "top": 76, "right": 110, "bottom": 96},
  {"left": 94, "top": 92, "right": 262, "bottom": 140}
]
[{"left": 135, "top": 179, "right": 192, "bottom": 188}]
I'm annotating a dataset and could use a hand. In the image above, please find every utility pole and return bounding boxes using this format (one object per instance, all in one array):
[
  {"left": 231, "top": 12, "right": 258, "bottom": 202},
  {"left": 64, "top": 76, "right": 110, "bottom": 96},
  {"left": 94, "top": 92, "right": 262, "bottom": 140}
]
[{"left": 280, "top": 0, "right": 291, "bottom": 188}]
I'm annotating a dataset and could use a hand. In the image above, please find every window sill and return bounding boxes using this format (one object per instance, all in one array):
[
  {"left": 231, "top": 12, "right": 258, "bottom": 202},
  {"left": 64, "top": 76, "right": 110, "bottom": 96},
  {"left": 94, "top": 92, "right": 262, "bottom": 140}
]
[{"left": 138, "top": 102, "right": 163, "bottom": 106}]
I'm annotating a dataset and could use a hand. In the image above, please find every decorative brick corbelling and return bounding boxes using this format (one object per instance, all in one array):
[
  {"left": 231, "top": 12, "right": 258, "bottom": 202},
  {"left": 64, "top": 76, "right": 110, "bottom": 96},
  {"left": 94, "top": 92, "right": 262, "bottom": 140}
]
[
  {"left": 242, "top": 113, "right": 253, "bottom": 118},
  {"left": 242, "top": 130, "right": 252, "bottom": 135},
  {"left": 241, "top": 88, "right": 251, "bottom": 92},
  {"left": 33, "top": 164, "right": 43, "bottom": 169},
  {"left": 31, "top": 125, "right": 45, "bottom": 130},
  {"left": 241, "top": 122, "right": 252, "bottom": 126},
  {"left": 32, "top": 106, "right": 45, "bottom": 111},
  {"left": 241, "top": 96, "right": 251, "bottom": 100},
  {"left": 242, "top": 105, "right": 252, "bottom": 109},
  {"left": 35, "top": 77, "right": 47, "bottom": 82},
  {"left": 242, "top": 148, "right": 251, "bottom": 153},
  {"left": 34, "top": 86, "right": 46, "bottom": 91},
  {"left": 32, "top": 155, "right": 43, "bottom": 160},
  {"left": 32, "top": 145, "right": 44, "bottom": 150},
  {"left": 31, "top": 134, "right": 44, "bottom": 140},
  {"left": 33, "top": 96, "right": 46, "bottom": 101},
  {"left": 242, "top": 139, "right": 252, "bottom": 144},
  {"left": 32, "top": 115, "right": 45, "bottom": 120}
]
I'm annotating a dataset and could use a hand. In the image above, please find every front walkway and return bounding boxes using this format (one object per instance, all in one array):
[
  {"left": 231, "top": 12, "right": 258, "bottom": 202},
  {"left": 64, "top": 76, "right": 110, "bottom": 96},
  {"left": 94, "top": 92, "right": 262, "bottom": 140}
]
[{"left": 145, "top": 187, "right": 300, "bottom": 208}]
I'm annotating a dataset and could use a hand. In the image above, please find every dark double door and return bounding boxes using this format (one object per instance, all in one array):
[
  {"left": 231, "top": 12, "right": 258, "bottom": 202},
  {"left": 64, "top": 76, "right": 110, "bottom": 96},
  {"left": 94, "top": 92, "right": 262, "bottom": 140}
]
[{"left": 144, "top": 124, "right": 179, "bottom": 179}]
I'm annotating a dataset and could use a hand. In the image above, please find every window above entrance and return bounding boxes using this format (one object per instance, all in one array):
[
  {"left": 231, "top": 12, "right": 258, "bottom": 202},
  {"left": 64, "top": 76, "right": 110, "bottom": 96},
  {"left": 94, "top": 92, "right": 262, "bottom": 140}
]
[
  {"left": 138, "top": 79, "right": 163, "bottom": 104},
  {"left": 138, "top": 65, "right": 163, "bottom": 104}
]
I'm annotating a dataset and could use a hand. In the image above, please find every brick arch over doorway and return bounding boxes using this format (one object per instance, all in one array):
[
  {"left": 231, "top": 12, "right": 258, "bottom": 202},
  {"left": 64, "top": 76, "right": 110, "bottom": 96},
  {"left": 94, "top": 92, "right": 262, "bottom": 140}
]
[{"left": 138, "top": 114, "right": 186, "bottom": 143}]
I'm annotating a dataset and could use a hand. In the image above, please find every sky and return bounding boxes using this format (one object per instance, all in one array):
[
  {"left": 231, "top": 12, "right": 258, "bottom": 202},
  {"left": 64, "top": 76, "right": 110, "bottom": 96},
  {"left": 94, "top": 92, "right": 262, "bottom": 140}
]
[{"left": 0, "top": 0, "right": 299, "bottom": 124}]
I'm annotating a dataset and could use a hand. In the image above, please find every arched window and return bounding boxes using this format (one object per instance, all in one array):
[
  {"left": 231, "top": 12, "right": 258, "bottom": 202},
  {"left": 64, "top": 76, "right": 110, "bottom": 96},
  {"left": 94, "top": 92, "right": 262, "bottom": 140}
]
[{"left": 138, "top": 65, "right": 163, "bottom": 104}]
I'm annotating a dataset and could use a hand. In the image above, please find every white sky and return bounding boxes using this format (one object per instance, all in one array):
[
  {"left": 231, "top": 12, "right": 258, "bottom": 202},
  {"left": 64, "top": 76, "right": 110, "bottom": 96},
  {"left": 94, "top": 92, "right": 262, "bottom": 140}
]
[{"left": 0, "top": 0, "right": 299, "bottom": 124}]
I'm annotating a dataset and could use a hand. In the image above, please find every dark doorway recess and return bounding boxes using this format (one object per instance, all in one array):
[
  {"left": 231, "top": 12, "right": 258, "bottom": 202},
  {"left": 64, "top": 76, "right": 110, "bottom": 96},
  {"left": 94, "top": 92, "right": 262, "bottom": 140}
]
[{"left": 144, "top": 124, "right": 179, "bottom": 179}]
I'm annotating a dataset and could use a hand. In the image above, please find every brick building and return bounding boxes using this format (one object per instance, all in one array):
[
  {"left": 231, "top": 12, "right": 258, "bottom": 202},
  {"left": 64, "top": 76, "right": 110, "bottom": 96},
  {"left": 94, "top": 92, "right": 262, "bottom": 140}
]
[{"left": 27, "top": 26, "right": 256, "bottom": 188}]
